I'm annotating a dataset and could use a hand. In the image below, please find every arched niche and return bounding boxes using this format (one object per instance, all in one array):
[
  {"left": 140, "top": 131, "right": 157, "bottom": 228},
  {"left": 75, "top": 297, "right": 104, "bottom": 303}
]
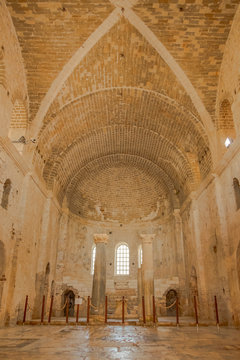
[{"left": 217, "top": 99, "right": 236, "bottom": 154}]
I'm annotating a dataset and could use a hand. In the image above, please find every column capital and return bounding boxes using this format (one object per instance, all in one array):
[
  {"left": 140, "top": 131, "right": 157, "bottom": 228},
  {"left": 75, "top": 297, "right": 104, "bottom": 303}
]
[
  {"left": 93, "top": 234, "right": 108, "bottom": 244},
  {"left": 140, "top": 234, "right": 155, "bottom": 244}
]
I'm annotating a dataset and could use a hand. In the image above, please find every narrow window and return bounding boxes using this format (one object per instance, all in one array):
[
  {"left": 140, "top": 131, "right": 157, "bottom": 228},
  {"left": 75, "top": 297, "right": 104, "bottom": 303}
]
[
  {"left": 116, "top": 244, "right": 129, "bottom": 275},
  {"left": 237, "top": 242, "right": 240, "bottom": 290},
  {"left": 1, "top": 179, "right": 11, "bottom": 210},
  {"left": 91, "top": 246, "right": 96, "bottom": 274},
  {"left": 233, "top": 178, "right": 240, "bottom": 210},
  {"left": 138, "top": 245, "right": 143, "bottom": 268},
  {"left": 224, "top": 137, "right": 232, "bottom": 148}
]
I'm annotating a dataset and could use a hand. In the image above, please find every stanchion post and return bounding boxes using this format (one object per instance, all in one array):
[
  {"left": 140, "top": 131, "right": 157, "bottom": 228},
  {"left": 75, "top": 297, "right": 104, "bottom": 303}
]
[
  {"left": 76, "top": 304, "right": 79, "bottom": 324},
  {"left": 66, "top": 299, "right": 69, "bottom": 324},
  {"left": 41, "top": 295, "right": 45, "bottom": 324},
  {"left": 105, "top": 296, "right": 108, "bottom": 324},
  {"left": 214, "top": 296, "right": 219, "bottom": 326},
  {"left": 87, "top": 296, "right": 90, "bottom": 324},
  {"left": 122, "top": 296, "right": 125, "bottom": 324},
  {"left": 194, "top": 296, "right": 198, "bottom": 326},
  {"left": 153, "top": 295, "right": 156, "bottom": 324},
  {"left": 23, "top": 295, "right": 28, "bottom": 324},
  {"left": 142, "top": 296, "right": 146, "bottom": 324},
  {"left": 176, "top": 297, "right": 179, "bottom": 326},
  {"left": 48, "top": 295, "right": 54, "bottom": 323}
]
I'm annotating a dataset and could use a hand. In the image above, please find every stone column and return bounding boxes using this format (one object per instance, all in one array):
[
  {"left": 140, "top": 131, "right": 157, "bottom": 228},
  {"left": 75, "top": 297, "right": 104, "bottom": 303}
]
[
  {"left": 191, "top": 197, "right": 209, "bottom": 319},
  {"left": 141, "top": 234, "right": 155, "bottom": 322},
  {"left": 173, "top": 209, "right": 187, "bottom": 315},
  {"left": 91, "top": 234, "right": 108, "bottom": 318}
]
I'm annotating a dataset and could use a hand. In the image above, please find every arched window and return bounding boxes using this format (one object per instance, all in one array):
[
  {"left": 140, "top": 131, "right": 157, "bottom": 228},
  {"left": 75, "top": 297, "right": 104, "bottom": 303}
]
[
  {"left": 233, "top": 178, "right": 240, "bottom": 210},
  {"left": 91, "top": 245, "right": 96, "bottom": 274},
  {"left": 1, "top": 179, "right": 11, "bottom": 210},
  {"left": 116, "top": 243, "right": 129, "bottom": 275},
  {"left": 138, "top": 245, "right": 142, "bottom": 268}
]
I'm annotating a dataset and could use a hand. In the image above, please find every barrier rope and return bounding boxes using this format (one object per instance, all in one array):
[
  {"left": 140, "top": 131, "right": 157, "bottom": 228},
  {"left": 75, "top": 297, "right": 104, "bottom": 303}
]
[
  {"left": 56, "top": 299, "right": 68, "bottom": 311},
  {"left": 158, "top": 300, "right": 177, "bottom": 309},
  {"left": 116, "top": 298, "right": 127, "bottom": 304},
  {"left": 90, "top": 302, "right": 98, "bottom": 310},
  {"left": 27, "top": 303, "right": 34, "bottom": 312}
]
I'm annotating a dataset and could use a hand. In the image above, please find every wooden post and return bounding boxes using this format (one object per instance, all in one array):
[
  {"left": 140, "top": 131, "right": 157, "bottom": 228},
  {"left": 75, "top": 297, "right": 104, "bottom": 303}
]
[
  {"left": 105, "top": 296, "right": 108, "bottom": 324},
  {"left": 122, "top": 296, "right": 125, "bottom": 324},
  {"left": 87, "top": 296, "right": 90, "bottom": 324},
  {"left": 142, "top": 296, "right": 146, "bottom": 324},
  {"left": 76, "top": 304, "right": 79, "bottom": 324},
  {"left": 41, "top": 295, "right": 45, "bottom": 324},
  {"left": 176, "top": 297, "right": 179, "bottom": 326},
  {"left": 23, "top": 295, "right": 28, "bottom": 324},
  {"left": 66, "top": 299, "right": 69, "bottom": 324},
  {"left": 214, "top": 296, "right": 219, "bottom": 326},
  {"left": 48, "top": 295, "right": 54, "bottom": 323},
  {"left": 152, "top": 295, "right": 156, "bottom": 324},
  {"left": 194, "top": 296, "right": 198, "bottom": 325}
]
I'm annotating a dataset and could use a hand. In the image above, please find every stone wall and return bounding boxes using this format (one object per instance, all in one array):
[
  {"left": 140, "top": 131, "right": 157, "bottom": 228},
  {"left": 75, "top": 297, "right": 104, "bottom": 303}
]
[
  {"left": 0, "top": 138, "right": 61, "bottom": 325},
  {"left": 54, "top": 212, "right": 186, "bottom": 317}
]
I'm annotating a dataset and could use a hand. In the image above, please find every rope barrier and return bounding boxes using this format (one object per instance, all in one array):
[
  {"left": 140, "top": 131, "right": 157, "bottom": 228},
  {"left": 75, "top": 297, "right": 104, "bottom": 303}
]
[
  {"left": 27, "top": 303, "right": 34, "bottom": 312},
  {"left": 55, "top": 299, "right": 68, "bottom": 311},
  {"left": 158, "top": 300, "right": 177, "bottom": 309},
  {"left": 90, "top": 302, "right": 98, "bottom": 310}
]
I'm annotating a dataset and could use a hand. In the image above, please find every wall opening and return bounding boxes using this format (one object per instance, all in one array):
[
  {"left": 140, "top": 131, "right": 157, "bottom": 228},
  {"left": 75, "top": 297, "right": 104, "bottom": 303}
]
[
  {"left": 0, "top": 241, "right": 6, "bottom": 309},
  {"left": 237, "top": 242, "right": 240, "bottom": 290},
  {"left": 166, "top": 289, "right": 177, "bottom": 316},
  {"left": 218, "top": 99, "right": 236, "bottom": 151},
  {"left": 63, "top": 290, "right": 75, "bottom": 317},
  {"left": 91, "top": 245, "right": 96, "bottom": 275},
  {"left": 138, "top": 245, "right": 142, "bottom": 269},
  {"left": 1, "top": 179, "right": 11, "bottom": 210},
  {"left": 233, "top": 178, "right": 240, "bottom": 210}
]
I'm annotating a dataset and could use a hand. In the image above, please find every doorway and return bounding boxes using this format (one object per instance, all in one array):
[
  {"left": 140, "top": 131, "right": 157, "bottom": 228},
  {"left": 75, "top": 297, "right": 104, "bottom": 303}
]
[
  {"left": 166, "top": 289, "right": 177, "bottom": 316},
  {"left": 63, "top": 290, "right": 75, "bottom": 317}
]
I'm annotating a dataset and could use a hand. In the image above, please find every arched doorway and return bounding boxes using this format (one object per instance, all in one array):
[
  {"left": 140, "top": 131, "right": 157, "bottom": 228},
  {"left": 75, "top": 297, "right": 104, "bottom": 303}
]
[
  {"left": 63, "top": 290, "right": 75, "bottom": 317},
  {"left": 166, "top": 289, "right": 177, "bottom": 316}
]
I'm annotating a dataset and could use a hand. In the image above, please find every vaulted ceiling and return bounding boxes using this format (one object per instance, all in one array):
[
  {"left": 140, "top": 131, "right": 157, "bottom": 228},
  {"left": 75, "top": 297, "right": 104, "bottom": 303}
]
[{"left": 6, "top": 0, "right": 240, "bottom": 221}]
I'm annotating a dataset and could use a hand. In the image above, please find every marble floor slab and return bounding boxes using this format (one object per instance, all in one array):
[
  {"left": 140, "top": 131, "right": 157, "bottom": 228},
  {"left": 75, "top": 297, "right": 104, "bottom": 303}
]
[{"left": 0, "top": 325, "right": 239, "bottom": 359}]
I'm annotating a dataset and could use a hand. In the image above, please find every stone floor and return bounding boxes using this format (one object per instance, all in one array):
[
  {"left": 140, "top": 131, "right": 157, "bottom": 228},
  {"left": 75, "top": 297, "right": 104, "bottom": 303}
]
[{"left": 0, "top": 325, "right": 239, "bottom": 359}]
